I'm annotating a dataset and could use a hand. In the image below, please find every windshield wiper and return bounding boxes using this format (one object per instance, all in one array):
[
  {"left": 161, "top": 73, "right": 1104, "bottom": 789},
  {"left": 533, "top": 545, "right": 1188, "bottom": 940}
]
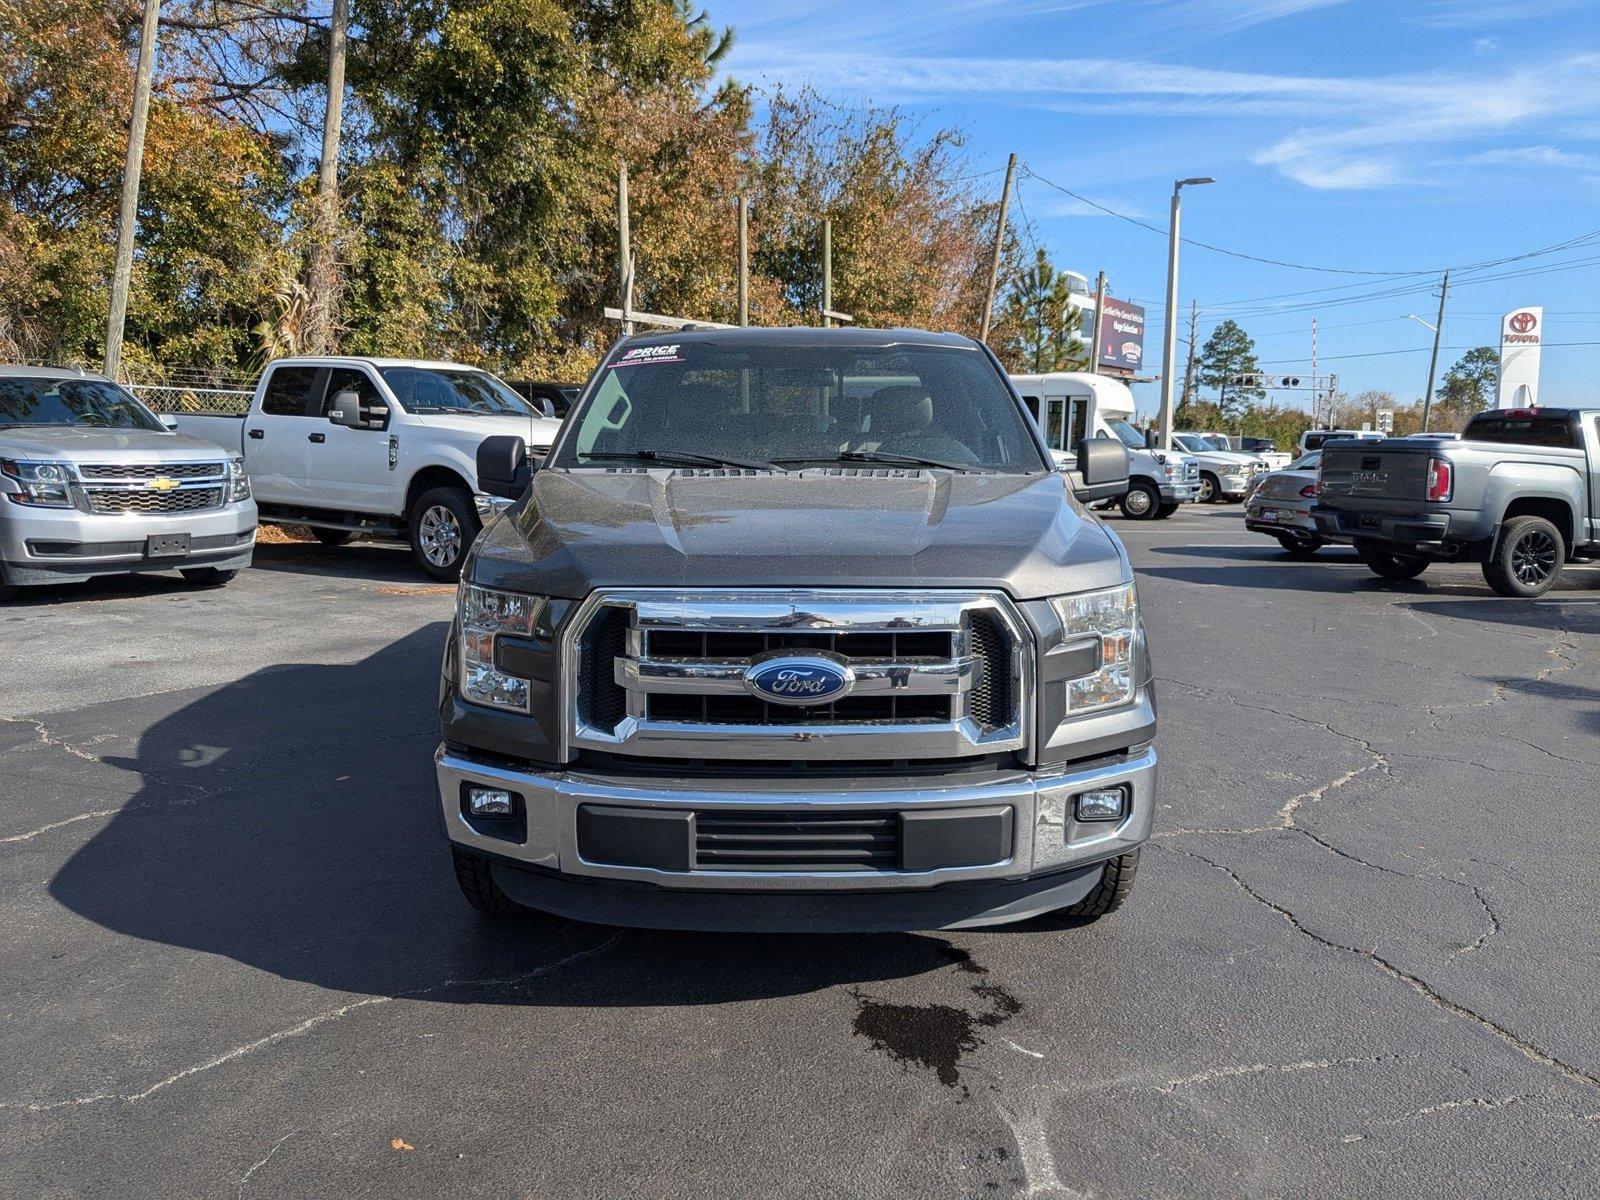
[
  {"left": 773, "top": 449, "right": 991, "bottom": 473},
  {"left": 579, "top": 449, "right": 785, "bottom": 473}
]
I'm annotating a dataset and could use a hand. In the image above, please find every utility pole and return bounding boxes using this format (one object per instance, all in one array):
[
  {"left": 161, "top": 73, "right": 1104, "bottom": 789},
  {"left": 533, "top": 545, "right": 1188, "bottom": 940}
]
[
  {"left": 1089, "top": 270, "right": 1107, "bottom": 375},
  {"left": 821, "top": 218, "right": 832, "bottom": 328},
  {"left": 304, "top": 0, "right": 349, "bottom": 355},
  {"left": 618, "top": 162, "right": 633, "bottom": 334},
  {"left": 978, "top": 153, "right": 1017, "bottom": 344},
  {"left": 1180, "top": 300, "right": 1198, "bottom": 409},
  {"left": 1310, "top": 316, "right": 1320, "bottom": 425},
  {"left": 1420, "top": 271, "right": 1449, "bottom": 432},
  {"left": 103, "top": 0, "right": 162, "bottom": 380},
  {"left": 736, "top": 196, "right": 749, "bottom": 327}
]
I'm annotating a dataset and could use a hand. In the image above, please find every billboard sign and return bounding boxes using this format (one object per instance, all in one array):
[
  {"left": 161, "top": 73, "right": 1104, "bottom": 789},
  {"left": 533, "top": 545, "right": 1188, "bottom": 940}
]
[
  {"left": 1095, "top": 297, "right": 1146, "bottom": 375},
  {"left": 1496, "top": 306, "right": 1542, "bottom": 408}
]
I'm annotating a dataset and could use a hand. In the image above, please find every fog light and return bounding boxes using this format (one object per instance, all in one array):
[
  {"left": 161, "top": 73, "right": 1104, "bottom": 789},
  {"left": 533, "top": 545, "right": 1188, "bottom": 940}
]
[
  {"left": 466, "top": 785, "right": 514, "bottom": 817},
  {"left": 1075, "top": 785, "right": 1128, "bottom": 822}
]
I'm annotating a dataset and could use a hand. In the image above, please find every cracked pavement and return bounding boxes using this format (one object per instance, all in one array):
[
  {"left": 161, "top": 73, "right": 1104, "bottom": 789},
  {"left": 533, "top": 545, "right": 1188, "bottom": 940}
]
[{"left": 2, "top": 516, "right": 1598, "bottom": 1198}]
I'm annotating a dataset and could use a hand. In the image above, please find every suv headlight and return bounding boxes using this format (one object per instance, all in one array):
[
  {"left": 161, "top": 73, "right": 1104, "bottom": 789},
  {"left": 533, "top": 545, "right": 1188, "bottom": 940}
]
[
  {"left": 1050, "top": 582, "right": 1137, "bottom": 713},
  {"left": 458, "top": 584, "right": 546, "bottom": 712},
  {"left": 226, "top": 456, "right": 251, "bottom": 502},
  {"left": 1, "top": 459, "right": 75, "bottom": 508}
]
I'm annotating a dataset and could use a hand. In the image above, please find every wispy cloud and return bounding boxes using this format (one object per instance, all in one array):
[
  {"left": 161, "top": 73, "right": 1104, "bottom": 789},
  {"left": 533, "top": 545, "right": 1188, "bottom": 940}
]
[{"left": 1459, "top": 145, "right": 1600, "bottom": 170}]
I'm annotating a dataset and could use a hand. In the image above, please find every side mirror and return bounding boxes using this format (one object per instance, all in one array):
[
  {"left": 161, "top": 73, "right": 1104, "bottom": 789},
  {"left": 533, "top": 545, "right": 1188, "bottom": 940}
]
[
  {"left": 1078, "top": 437, "right": 1129, "bottom": 487},
  {"left": 158, "top": 413, "right": 178, "bottom": 431},
  {"left": 328, "top": 390, "right": 364, "bottom": 428},
  {"left": 1144, "top": 428, "right": 1157, "bottom": 448},
  {"left": 538, "top": 397, "right": 556, "bottom": 420},
  {"left": 477, "top": 434, "right": 532, "bottom": 500}
]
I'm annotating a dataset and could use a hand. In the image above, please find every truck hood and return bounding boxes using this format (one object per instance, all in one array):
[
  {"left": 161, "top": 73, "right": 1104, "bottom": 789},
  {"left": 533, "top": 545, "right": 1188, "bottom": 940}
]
[
  {"left": 408, "top": 411, "right": 565, "bottom": 450},
  {"left": 0, "top": 426, "right": 230, "bottom": 462},
  {"left": 1188, "top": 450, "right": 1259, "bottom": 469},
  {"left": 470, "top": 469, "right": 1129, "bottom": 601}
]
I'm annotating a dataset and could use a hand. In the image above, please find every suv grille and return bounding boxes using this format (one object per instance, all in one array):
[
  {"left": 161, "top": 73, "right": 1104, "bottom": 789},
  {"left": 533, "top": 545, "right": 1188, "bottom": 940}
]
[
  {"left": 694, "top": 809, "right": 898, "bottom": 871},
  {"left": 566, "top": 590, "right": 1029, "bottom": 762},
  {"left": 88, "top": 487, "right": 222, "bottom": 514},
  {"left": 77, "top": 462, "right": 224, "bottom": 480}
]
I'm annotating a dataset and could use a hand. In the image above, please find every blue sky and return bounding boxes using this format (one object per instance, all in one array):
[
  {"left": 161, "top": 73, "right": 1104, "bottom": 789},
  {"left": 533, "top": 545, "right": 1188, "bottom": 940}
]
[{"left": 705, "top": 0, "right": 1600, "bottom": 414}]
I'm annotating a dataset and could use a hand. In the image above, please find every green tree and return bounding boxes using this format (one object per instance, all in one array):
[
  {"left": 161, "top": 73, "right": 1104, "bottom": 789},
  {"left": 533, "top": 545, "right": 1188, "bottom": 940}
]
[
  {"left": 993, "top": 248, "right": 1089, "bottom": 373},
  {"left": 1434, "top": 346, "right": 1499, "bottom": 421},
  {"left": 1197, "top": 319, "right": 1263, "bottom": 419}
]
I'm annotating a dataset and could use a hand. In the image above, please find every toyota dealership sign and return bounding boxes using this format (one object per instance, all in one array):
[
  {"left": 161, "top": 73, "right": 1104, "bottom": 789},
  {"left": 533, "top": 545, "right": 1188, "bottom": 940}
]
[
  {"left": 1497, "top": 306, "right": 1543, "bottom": 408},
  {"left": 1095, "top": 297, "right": 1146, "bottom": 376}
]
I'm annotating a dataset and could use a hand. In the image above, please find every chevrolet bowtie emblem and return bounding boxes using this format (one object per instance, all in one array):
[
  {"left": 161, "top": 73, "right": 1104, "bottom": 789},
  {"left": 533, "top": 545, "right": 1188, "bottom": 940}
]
[{"left": 148, "top": 476, "right": 179, "bottom": 492}]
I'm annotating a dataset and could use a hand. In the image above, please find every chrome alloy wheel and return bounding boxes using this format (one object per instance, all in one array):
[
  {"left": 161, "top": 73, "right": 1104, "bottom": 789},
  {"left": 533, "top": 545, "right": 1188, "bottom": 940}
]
[{"left": 418, "top": 504, "right": 463, "bottom": 568}]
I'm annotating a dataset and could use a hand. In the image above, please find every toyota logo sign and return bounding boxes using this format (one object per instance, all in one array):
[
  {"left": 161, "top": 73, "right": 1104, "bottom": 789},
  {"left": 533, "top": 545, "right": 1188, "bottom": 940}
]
[{"left": 1509, "top": 311, "right": 1537, "bottom": 334}]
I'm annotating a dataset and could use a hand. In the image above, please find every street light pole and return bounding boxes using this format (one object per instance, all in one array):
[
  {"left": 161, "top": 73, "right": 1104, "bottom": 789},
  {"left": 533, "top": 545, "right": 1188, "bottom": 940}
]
[{"left": 1156, "top": 177, "right": 1213, "bottom": 451}]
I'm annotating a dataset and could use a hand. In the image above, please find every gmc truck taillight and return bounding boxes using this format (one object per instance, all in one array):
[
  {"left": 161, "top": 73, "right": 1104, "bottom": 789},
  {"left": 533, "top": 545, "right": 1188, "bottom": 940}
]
[{"left": 1426, "top": 458, "right": 1453, "bottom": 503}]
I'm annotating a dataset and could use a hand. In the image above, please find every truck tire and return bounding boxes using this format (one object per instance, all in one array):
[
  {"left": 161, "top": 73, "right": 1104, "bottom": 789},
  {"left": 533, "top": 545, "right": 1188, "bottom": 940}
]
[
  {"left": 1354, "top": 538, "right": 1429, "bottom": 582},
  {"left": 180, "top": 567, "right": 239, "bottom": 587},
  {"left": 452, "top": 847, "right": 524, "bottom": 915},
  {"left": 1156, "top": 502, "right": 1181, "bottom": 519},
  {"left": 1061, "top": 849, "right": 1140, "bottom": 921},
  {"left": 1482, "top": 515, "right": 1564, "bottom": 598},
  {"left": 1275, "top": 532, "right": 1324, "bottom": 558},
  {"left": 1118, "top": 480, "right": 1161, "bottom": 520},
  {"left": 1198, "top": 472, "right": 1219, "bottom": 503},
  {"left": 409, "top": 486, "right": 480, "bottom": 581},
  {"left": 313, "top": 528, "right": 355, "bottom": 547}
]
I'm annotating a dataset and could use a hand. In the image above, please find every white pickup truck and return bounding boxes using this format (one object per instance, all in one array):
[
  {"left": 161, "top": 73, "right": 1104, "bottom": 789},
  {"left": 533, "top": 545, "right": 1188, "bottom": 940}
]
[{"left": 170, "top": 357, "right": 565, "bottom": 579}]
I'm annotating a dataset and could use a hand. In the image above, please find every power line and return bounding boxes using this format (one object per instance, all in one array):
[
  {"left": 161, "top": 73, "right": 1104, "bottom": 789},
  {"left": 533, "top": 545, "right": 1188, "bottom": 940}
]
[{"left": 1256, "top": 339, "right": 1600, "bottom": 366}]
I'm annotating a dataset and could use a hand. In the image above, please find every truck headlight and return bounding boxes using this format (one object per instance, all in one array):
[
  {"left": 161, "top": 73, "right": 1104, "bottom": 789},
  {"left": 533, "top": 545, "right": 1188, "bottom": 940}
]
[
  {"left": 226, "top": 456, "right": 251, "bottom": 502},
  {"left": 458, "top": 584, "right": 545, "bottom": 712},
  {"left": 1, "top": 460, "right": 75, "bottom": 508},
  {"left": 1050, "top": 582, "right": 1137, "bottom": 713}
]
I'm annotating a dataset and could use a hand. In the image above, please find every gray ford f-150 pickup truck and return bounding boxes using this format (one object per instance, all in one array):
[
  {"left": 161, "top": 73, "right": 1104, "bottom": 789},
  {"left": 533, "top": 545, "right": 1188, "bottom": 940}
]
[
  {"left": 1313, "top": 407, "right": 1600, "bottom": 597},
  {"left": 435, "top": 327, "right": 1156, "bottom": 932}
]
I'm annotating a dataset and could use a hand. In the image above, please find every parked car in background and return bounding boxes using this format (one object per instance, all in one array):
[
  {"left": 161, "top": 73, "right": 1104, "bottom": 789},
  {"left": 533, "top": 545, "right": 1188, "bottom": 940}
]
[
  {"left": 1, "top": 366, "right": 256, "bottom": 598},
  {"left": 1244, "top": 451, "right": 1337, "bottom": 557},
  {"left": 1172, "top": 432, "right": 1268, "bottom": 503},
  {"left": 1233, "top": 435, "right": 1292, "bottom": 472},
  {"left": 508, "top": 380, "right": 583, "bottom": 420},
  {"left": 442, "top": 326, "right": 1154, "bottom": 931},
  {"left": 169, "top": 357, "right": 562, "bottom": 580},
  {"left": 1010, "top": 371, "right": 1200, "bottom": 520},
  {"left": 1298, "top": 428, "right": 1382, "bottom": 456},
  {"left": 1313, "top": 407, "right": 1600, "bottom": 597}
]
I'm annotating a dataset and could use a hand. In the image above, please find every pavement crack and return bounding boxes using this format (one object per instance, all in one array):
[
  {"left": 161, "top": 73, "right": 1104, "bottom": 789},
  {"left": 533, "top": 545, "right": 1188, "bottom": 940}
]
[
  {"left": 0, "top": 715, "right": 106, "bottom": 764},
  {"left": 237, "top": 1131, "right": 296, "bottom": 1200},
  {"left": 1409, "top": 1093, "right": 1530, "bottom": 1119},
  {"left": 0, "top": 931, "right": 624, "bottom": 1114},
  {"left": 1157, "top": 1053, "right": 1408, "bottom": 1096},
  {"left": 1156, "top": 843, "right": 1600, "bottom": 1093}
]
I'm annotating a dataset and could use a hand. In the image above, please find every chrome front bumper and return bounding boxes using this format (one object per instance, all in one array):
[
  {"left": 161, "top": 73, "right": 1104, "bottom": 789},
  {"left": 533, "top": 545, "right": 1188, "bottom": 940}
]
[{"left": 436, "top": 744, "right": 1156, "bottom": 894}]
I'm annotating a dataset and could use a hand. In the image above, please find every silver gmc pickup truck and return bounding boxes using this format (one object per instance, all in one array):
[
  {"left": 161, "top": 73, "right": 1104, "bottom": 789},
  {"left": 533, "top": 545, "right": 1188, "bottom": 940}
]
[
  {"left": 435, "top": 327, "right": 1156, "bottom": 932},
  {"left": 1314, "top": 406, "right": 1599, "bottom": 597},
  {"left": 1, "top": 366, "right": 256, "bottom": 597}
]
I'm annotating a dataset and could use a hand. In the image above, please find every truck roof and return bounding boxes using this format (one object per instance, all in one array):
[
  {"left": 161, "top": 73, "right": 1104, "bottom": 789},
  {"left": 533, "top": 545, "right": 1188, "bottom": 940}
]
[
  {"left": 0, "top": 364, "right": 110, "bottom": 381},
  {"left": 266, "top": 355, "right": 496, "bottom": 371},
  {"left": 622, "top": 326, "right": 978, "bottom": 349}
]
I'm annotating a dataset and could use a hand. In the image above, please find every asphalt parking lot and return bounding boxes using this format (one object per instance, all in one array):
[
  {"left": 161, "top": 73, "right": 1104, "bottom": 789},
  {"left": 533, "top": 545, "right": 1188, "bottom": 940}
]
[{"left": 3, "top": 509, "right": 1597, "bottom": 1199}]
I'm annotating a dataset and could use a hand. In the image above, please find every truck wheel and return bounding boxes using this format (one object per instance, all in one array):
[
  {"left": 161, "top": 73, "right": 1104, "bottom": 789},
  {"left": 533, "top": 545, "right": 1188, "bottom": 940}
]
[
  {"left": 1275, "top": 532, "right": 1323, "bottom": 558},
  {"left": 313, "top": 529, "right": 355, "bottom": 547},
  {"left": 1061, "top": 849, "right": 1140, "bottom": 921},
  {"left": 1156, "top": 502, "right": 1181, "bottom": 519},
  {"left": 1354, "top": 538, "right": 1429, "bottom": 582},
  {"left": 1482, "top": 515, "right": 1564, "bottom": 598},
  {"left": 180, "top": 568, "right": 239, "bottom": 587},
  {"left": 1118, "top": 480, "right": 1161, "bottom": 520},
  {"left": 1198, "top": 472, "right": 1219, "bottom": 503},
  {"left": 409, "top": 487, "right": 480, "bottom": 581},
  {"left": 452, "top": 847, "right": 523, "bottom": 915}
]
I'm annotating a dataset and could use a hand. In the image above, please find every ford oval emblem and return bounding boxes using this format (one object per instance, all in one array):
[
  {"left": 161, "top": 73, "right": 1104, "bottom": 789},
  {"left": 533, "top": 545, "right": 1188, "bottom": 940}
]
[{"left": 744, "top": 655, "right": 854, "bottom": 706}]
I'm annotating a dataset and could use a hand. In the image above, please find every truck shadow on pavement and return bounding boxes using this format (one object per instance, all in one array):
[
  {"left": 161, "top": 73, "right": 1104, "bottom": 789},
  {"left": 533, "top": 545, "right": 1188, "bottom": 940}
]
[{"left": 47, "top": 626, "right": 965, "bottom": 1007}]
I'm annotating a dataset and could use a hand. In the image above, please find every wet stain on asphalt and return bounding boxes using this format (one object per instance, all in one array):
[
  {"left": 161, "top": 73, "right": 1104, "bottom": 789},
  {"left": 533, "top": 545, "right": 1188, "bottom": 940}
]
[{"left": 850, "top": 944, "right": 1023, "bottom": 1090}]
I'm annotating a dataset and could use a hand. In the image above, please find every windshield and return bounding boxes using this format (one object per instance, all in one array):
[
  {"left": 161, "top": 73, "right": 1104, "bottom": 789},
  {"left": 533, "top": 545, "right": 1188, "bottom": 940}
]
[
  {"left": 1202, "top": 435, "right": 1231, "bottom": 451},
  {"left": 1289, "top": 452, "right": 1320, "bottom": 470},
  {"left": 0, "top": 376, "right": 164, "bottom": 431},
  {"left": 557, "top": 339, "right": 1046, "bottom": 473},
  {"left": 1107, "top": 419, "right": 1146, "bottom": 450},
  {"left": 379, "top": 367, "right": 534, "bottom": 416},
  {"left": 1174, "top": 435, "right": 1211, "bottom": 453}
]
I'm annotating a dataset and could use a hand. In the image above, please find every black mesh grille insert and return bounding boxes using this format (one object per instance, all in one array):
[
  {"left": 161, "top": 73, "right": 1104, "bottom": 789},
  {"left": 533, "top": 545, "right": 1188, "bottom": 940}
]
[
  {"left": 694, "top": 810, "right": 899, "bottom": 871},
  {"left": 578, "top": 607, "right": 630, "bottom": 734},
  {"left": 647, "top": 629, "right": 954, "bottom": 661},
  {"left": 648, "top": 692, "right": 949, "bottom": 725},
  {"left": 968, "top": 611, "right": 1013, "bottom": 732}
]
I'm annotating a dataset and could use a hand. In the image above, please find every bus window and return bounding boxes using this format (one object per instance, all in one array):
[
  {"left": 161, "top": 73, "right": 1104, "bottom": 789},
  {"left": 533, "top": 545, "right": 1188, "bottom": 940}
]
[{"left": 1045, "top": 398, "right": 1065, "bottom": 449}]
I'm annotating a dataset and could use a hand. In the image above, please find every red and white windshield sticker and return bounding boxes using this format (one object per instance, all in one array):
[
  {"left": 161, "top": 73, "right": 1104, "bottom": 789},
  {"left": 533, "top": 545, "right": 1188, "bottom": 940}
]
[{"left": 610, "top": 344, "right": 682, "bottom": 367}]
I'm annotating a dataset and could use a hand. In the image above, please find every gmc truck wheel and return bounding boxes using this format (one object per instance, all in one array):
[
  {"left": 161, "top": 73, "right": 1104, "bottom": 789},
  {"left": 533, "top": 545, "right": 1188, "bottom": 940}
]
[
  {"left": 1061, "top": 849, "right": 1140, "bottom": 920},
  {"left": 1118, "top": 480, "right": 1161, "bottom": 520},
  {"left": 1354, "top": 539, "right": 1429, "bottom": 582},
  {"left": 451, "top": 847, "right": 524, "bottom": 915},
  {"left": 410, "top": 487, "right": 480, "bottom": 581},
  {"left": 1483, "top": 515, "right": 1564, "bottom": 598}
]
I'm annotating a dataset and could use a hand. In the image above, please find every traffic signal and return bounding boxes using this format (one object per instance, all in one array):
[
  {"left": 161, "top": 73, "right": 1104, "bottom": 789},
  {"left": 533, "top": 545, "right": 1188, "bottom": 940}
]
[{"left": 1280, "top": 376, "right": 1301, "bottom": 388}]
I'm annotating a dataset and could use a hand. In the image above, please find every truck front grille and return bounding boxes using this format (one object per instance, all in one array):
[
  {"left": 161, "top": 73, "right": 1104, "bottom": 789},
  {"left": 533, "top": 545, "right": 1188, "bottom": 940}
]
[
  {"left": 77, "top": 462, "right": 224, "bottom": 480},
  {"left": 694, "top": 809, "right": 899, "bottom": 871},
  {"left": 87, "top": 487, "right": 223, "bottom": 514},
  {"left": 565, "top": 590, "right": 1030, "bottom": 762}
]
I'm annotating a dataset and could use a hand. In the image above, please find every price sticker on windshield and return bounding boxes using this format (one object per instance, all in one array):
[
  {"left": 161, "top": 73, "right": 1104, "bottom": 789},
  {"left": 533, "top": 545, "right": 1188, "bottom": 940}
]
[{"left": 611, "top": 344, "right": 682, "bottom": 368}]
